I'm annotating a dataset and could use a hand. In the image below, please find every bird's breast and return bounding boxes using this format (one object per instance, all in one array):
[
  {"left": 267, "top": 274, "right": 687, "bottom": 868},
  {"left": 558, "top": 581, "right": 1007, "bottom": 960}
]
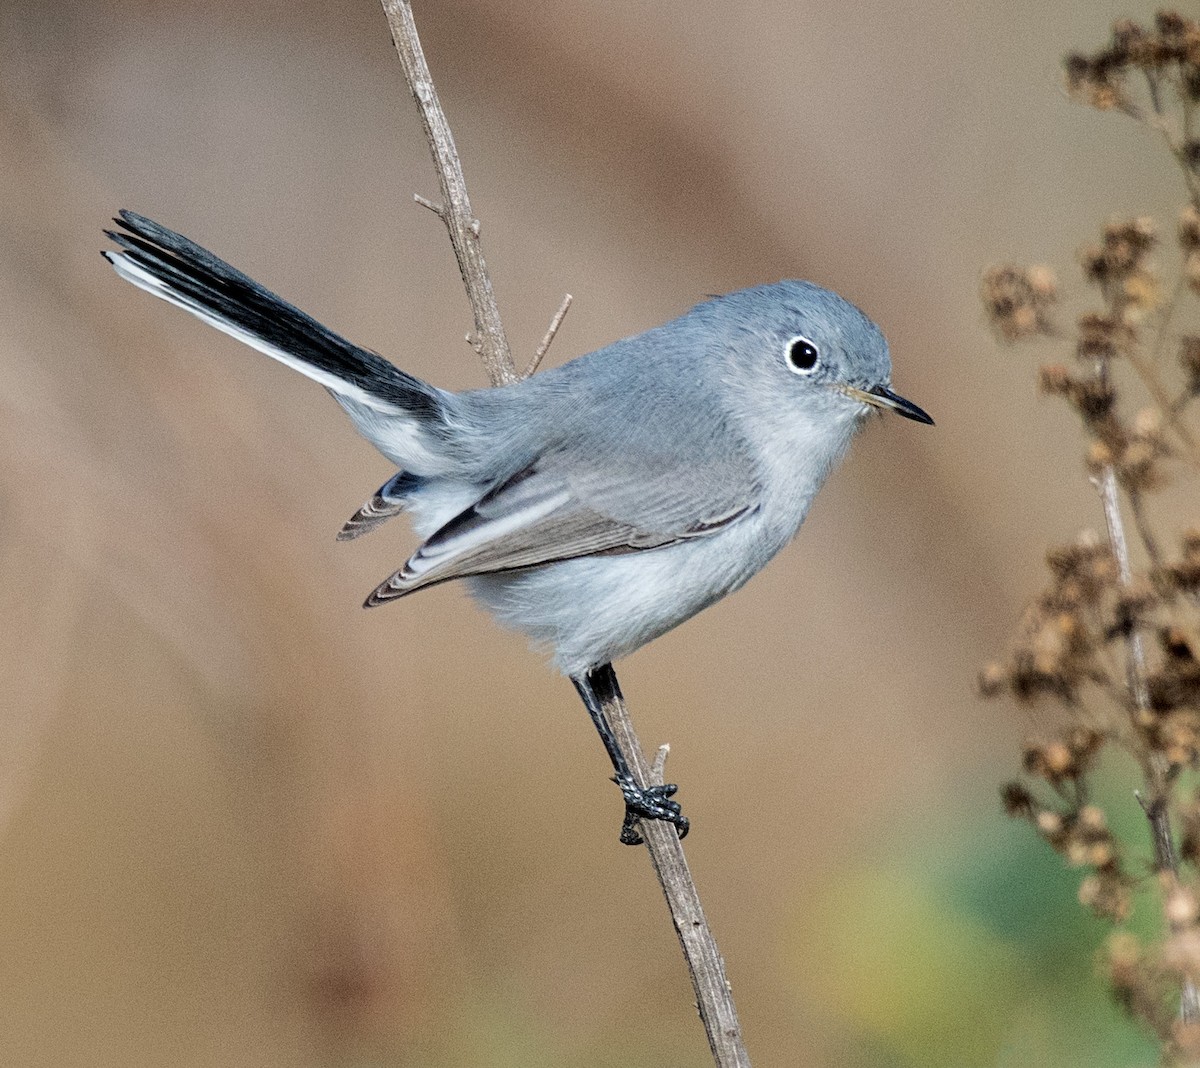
[{"left": 746, "top": 407, "right": 862, "bottom": 546}]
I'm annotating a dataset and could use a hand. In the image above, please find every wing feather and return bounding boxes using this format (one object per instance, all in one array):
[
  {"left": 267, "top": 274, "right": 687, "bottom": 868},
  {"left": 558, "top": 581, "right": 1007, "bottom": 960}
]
[{"left": 364, "top": 459, "right": 759, "bottom": 606}]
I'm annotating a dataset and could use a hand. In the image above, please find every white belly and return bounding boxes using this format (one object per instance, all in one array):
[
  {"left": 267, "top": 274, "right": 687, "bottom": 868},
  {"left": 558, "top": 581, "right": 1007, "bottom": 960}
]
[{"left": 466, "top": 511, "right": 789, "bottom": 675}]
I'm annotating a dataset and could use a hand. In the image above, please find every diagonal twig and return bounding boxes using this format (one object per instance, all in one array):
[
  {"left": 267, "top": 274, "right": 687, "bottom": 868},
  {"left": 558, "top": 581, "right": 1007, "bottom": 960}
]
[
  {"left": 380, "top": 0, "right": 516, "bottom": 386},
  {"left": 523, "top": 293, "right": 573, "bottom": 379},
  {"left": 377, "top": 3, "right": 752, "bottom": 1064},
  {"left": 1094, "top": 459, "right": 1200, "bottom": 1024},
  {"left": 602, "top": 678, "right": 751, "bottom": 1067}
]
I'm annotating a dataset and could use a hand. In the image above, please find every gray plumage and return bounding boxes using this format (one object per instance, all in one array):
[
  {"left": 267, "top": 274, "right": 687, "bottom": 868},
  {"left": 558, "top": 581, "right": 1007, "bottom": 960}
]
[{"left": 104, "top": 210, "right": 931, "bottom": 677}]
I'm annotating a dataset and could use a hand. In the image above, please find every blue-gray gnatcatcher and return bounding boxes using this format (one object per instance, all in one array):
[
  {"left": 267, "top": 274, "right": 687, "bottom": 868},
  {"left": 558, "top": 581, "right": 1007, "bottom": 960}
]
[{"left": 103, "top": 211, "right": 932, "bottom": 843}]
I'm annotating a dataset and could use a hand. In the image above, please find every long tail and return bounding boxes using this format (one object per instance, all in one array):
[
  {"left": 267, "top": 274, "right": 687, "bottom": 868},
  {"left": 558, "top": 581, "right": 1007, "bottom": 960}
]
[{"left": 103, "top": 210, "right": 453, "bottom": 473}]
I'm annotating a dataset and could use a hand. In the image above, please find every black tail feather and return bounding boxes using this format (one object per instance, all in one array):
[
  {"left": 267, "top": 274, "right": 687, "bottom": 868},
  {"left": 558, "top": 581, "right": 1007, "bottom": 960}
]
[{"left": 105, "top": 210, "right": 442, "bottom": 420}]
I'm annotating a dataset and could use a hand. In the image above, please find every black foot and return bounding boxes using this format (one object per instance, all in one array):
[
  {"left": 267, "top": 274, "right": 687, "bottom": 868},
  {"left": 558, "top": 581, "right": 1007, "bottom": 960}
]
[{"left": 615, "top": 776, "right": 690, "bottom": 846}]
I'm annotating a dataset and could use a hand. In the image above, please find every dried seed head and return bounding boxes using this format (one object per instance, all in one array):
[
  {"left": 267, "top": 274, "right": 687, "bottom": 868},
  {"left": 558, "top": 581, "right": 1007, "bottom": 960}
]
[
  {"left": 1166, "top": 884, "right": 1199, "bottom": 926},
  {"left": 1155, "top": 10, "right": 1188, "bottom": 39},
  {"left": 1150, "top": 636, "right": 1200, "bottom": 709},
  {"left": 1031, "top": 614, "right": 1076, "bottom": 677},
  {"left": 981, "top": 265, "right": 1059, "bottom": 341},
  {"left": 1046, "top": 535, "right": 1118, "bottom": 596},
  {"left": 1021, "top": 729, "right": 1106, "bottom": 784},
  {"left": 1063, "top": 52, "right": 1130, "bottom": 112},
  {"left": 1162, "top": 626, "right": 1198, "bottom": 661},
  {"left": 1186, "top": 18, "right": 1200, "bottom": 64},
  {"left": 1087, "top": 439, "right": 1118, "bottom": 473},
  {"left": 1077, "top": 804, "right": 1108, "bottom": 832},
  {"left": 1079, "top": 870, "right": 1133, "bottom": 921},
  {"left": 1163, "top": 928, "right": 1200, "bottom": 984},
  {"left": 989, "top": 530, "right": 1121, "bottom": 706},
  {"left": 1000, "top": 781, "right": 1036, "bottom": 818},
  {"left": 1064, "top": 14, "right": 1200, "bottom": 125},
  {"left": 1066, "top": 838, "right": 1091, "bottom": 866},
  {"left": 1108, "top": 217, "right": 1157, "bottom": 257},
  {"left": 1069, "top": 727, "right": 1105, "bottom": 762},
  {"left": 1081, "top": 220, "right": 1159, "bottom": 296},
  {"left": 1109, "top": 19, "right": 1146, "bottom": 62},
  {"left": 1115, "top": 576, "right": 1158, "bottom": 625},
  {"left": 1027, "top": 265, "right": 1058, "bottom": 297},
  {"left": 1133, "top": 406, "right": 1165, "bottom": 439},
  {"left": 978, "top": 661, "right": 1008, "bottom": 696},
  {"left": 1066, "top": 804, "right": 1119, "bottom": 868},
  {"left": 1036, "top": 808, "right": 1065, "bottom": 838},
  {"left": 1117, "top": 442, "right": 1164, "bottom": 490},
  {"left": 1045, "top": 740, "right": 1074, "bottom": 776},
  {"left": 1037, "top": 363, "right": 1074, "bottom": 396},
  {"left": 1064, "top": 52, "right": 1093, "bottom": 94},
  {"left": 1071, "top": 376, "right": 1119, "bottom": 421},
  {"left": 1080, "top": 243, "right": 1109, "bottom": 284},
  {"left": 1076, "top": 312, "right": 1123, "bottom": 361},
  {"left": 1165, "top": 529, "right": 1200, "bottom": 593},
  {"left": 1121, "top": 270, "right": 1161, "bottom": 321},
  {"left": 1149, "top": 710, "right": 1200, "bottom": 765},
  {"left": 1116, "top": 410, "right": 1170, "bottom": 490}
]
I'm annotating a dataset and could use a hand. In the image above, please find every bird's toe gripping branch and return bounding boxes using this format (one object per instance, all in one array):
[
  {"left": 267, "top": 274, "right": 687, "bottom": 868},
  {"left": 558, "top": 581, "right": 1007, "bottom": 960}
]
[{"left": 614, "top": 776, "right": 689, "bottom": 846}]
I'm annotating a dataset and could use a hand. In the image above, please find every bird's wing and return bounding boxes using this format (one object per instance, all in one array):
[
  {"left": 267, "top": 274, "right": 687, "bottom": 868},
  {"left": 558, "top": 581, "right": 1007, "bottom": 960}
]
[{"left": 364, "top": 450, "right": 760, "bottom": 605}]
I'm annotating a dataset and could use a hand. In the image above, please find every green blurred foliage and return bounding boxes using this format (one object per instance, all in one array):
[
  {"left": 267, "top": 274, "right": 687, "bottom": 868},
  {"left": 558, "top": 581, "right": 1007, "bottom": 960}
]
[{"left": 786, "top": 777, "right": 1162, "bottom": 1068}]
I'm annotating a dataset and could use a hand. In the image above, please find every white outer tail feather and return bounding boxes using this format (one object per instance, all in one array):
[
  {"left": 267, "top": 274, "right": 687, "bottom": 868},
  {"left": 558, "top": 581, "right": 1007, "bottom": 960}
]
[{"left": 105, "top": 249, "right": 446, "bottom": 473}]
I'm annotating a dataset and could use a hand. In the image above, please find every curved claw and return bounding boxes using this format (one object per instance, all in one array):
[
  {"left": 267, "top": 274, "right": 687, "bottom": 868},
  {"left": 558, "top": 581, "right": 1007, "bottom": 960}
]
[{"left": 614, "top": 778, "right": 690, "bottom": 845}]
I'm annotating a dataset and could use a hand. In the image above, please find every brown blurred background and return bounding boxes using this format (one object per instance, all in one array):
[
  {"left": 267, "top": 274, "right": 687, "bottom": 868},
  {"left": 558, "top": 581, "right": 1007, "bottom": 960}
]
[{"left": 0, "top": 1, "right": 1189, "bottom": 1065}]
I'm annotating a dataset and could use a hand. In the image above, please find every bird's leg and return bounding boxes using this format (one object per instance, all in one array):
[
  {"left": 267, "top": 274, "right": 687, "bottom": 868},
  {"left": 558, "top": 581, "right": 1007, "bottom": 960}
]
[{"left": 571, "top": 663, "right": 689, "bottom": 845}]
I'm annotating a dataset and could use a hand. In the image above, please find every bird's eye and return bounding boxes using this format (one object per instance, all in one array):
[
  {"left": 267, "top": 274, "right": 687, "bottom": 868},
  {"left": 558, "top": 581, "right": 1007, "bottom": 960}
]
[{"left": 786, "top": 336, "right": 820, "bottom": 374}]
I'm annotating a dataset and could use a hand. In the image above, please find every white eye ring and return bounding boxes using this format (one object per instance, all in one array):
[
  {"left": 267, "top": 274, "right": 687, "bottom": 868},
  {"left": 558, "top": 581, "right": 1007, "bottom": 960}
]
[{"left": 786, "top": 335, "right": 820, "bottom": 374}]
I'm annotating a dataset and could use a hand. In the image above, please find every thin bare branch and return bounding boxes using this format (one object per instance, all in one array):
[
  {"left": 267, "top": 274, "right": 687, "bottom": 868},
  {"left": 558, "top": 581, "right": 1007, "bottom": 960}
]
[
  {"left": 1094, "top": 467, "right": 1154, "bottom": 709},
  {"left": 1127, "top": 488, "right": 1165, "bottom": 569},
  {"left": 1094, "top": 462, "right": 1200, "bottom": 1023},
  {"left": 652, "top": 743, "right": 671, "bottom": 782},
  {"left": 379, "top": 3, "right": 750, "bottom": 1063},
  {"left": 1126, "top": 350, "right": 1200, "bottom": 461},
  {"left": 602, "top": 679, "right": 752, "bottom": 1068},
  {"left": 380, "top": 0, "right": 516, "bottom": 386},
  {"left": 412, "top": 192, "right": 444, "bottom": 216},
  {"left": 523, "top": 293, "right": 573, "bottom": 379}
]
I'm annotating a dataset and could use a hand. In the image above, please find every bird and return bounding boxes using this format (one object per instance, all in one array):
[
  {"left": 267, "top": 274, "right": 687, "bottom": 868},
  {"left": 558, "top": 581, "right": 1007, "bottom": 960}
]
[{"left": 103, "top": 210, "right": 933, "bottom": 844}]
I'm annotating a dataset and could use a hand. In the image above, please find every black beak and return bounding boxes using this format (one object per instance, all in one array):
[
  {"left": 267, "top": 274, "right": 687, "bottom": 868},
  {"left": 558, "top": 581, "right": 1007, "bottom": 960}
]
[{"left": 861, "top": 385, "right": 935, "bottom": 425}]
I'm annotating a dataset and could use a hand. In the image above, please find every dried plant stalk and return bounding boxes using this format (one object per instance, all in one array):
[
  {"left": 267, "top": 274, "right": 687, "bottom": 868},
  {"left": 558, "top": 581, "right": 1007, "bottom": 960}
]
[{"left": 982, "top": 12, "right": 1200, "bottom": 1061}]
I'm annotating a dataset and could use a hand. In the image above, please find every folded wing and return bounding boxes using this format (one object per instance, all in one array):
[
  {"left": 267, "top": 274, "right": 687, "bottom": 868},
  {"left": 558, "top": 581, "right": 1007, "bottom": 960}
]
[{"left": 365, "top": 452, "right": 760, "bottom": 606}]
